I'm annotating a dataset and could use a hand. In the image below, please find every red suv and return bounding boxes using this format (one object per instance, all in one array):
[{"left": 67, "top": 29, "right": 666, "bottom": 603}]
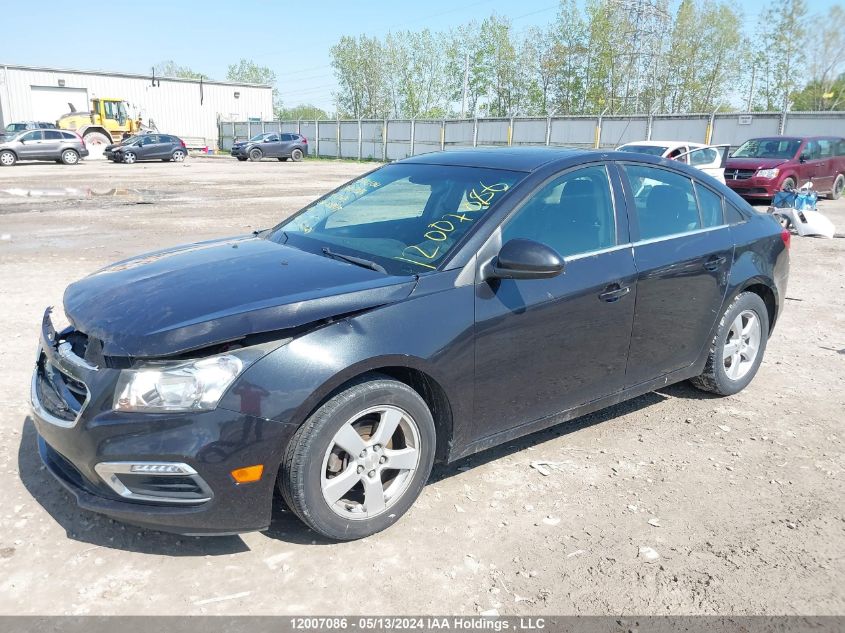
[{"left": 725, "top": 136, "right": 845, "bottom": 200}]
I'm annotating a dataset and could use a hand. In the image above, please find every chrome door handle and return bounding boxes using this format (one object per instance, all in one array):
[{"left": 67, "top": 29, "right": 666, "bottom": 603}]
[{"left": 599, "top": 284, "right": 630, "bottom": 302}]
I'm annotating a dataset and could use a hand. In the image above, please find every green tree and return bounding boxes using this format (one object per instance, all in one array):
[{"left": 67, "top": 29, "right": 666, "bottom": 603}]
[
  {"left": 793, "top": 6, "right": 845, "bottom": 110},
  {"left": 275, "top": 104, "right": 331, "bottom": 120},
  {"left": 154, "top": 60, "right": 208, "bottom": 80}
]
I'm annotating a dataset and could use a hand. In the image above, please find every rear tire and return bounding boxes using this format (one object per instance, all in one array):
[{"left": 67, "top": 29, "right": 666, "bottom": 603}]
[
  {"left": 0, "top": 150, "right": 16, "bottom": 166},
  {"left": 830, "top": 174, "right": 844, "bottom": 200},
  {"left": 248, "top": 148, "right": 263, "bottom": 161},
  {"left": 291, "top": 148, "right": 304, "bottom": 162},
  {"left": 280, "top": 375, "right": 436, "bottom": 541},
  {"left": 690, "top": 291, "right": 769, "bottom": 396},
  {"left": 60, "top": 149, "right": 79, "bottom": 165},
  {"left": 171, "top": 149, "right": 186, "bottom": 162}
]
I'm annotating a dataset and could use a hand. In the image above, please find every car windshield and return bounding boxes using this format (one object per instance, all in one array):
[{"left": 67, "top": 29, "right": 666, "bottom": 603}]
[
  {"left": 732, "top": 138, "right": 801, "bottom": 159},
  {"left": 618, "top": 144, "right": 668, "bottom": 156},
  {"left": 269, "top": 163, "right": 525, "bottom": 275},
  {"left": 4, "top": 124, "right": 27, "bottom": 133},
  {"left": 120, "top": 136, "right": 139, "bottom": 145},
  {"left": 248, "top": 133, "right": 273, "bottom": 142}
]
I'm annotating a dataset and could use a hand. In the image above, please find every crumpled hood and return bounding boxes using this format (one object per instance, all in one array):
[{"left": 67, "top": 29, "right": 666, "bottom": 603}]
[
  {"left": 63, "top": 236, "right": 416, "bottom": 358},
  {"left": 725, "top": 157, "right": 789, "bottom": 170}
]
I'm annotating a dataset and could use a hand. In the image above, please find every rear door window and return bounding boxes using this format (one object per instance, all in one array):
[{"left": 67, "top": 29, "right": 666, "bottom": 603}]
[
  {"left": 622, "top": 164, "right": 702, "bottom": 239},
  {"left": 44, "top": 130, "right": 63, "bottom": 140},
  {"left": 695, "top": 183, "right": 724, "bottom": 227}
]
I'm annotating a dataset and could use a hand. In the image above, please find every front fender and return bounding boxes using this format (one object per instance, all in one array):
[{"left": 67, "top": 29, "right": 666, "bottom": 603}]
[{"left": 218, "top": 278, "right": 476, "bottom": 453}]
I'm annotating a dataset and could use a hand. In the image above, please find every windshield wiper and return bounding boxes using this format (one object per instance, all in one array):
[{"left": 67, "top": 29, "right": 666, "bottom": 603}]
[{"left": 321, "top": 247, "right": 387, "bottom": 274}]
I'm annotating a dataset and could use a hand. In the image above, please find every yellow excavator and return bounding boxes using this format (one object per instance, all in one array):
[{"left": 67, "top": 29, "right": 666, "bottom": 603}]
[{"left": 56, "top": 98, "right": 154, "bottom": 154}]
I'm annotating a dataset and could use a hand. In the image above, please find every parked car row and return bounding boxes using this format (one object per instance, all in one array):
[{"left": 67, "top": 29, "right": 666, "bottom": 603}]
[
  {"left": 0, "top": 129, "right": 189, "bottom": 166},
  {"left": 618, "top": 135, "right": 845, "bottom": 200}
]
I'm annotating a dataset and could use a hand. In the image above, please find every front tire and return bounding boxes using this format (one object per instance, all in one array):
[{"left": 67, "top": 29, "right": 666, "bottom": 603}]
[
  {"left": 122, "top": 151, "right": 137, "bottom": 164},
  {"left": 690, "top": 291, "right": 769, "bottom": 396},
  {"left": 0, "top": 150, "right": 16, "bottom": 166},
  {"left": 248, "top": 148, "right": 263, "bottom": 161},
  {"left": 280, "top": 375, "right": 436, "bottom": 540},
  {"left": 830, "top": 174, "right": 844, "bottom": 200}
]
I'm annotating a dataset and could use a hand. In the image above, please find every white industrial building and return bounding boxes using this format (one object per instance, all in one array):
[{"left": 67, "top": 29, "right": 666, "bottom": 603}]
[{"left": 0, "top": 63, "right": 274, "bottom": 147}]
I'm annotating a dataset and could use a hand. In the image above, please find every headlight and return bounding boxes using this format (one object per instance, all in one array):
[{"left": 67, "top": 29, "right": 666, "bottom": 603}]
[
  {"left": 113, "top": 342, "right": 281, "bottom": 412},
  {"left": 756, "top": 168, "right": 779, "bottom": 179}
]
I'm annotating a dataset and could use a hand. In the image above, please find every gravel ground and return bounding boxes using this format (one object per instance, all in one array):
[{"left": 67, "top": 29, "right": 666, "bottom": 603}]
[{"left": 0, "top": 157, "right": 843, "bottom": 615}]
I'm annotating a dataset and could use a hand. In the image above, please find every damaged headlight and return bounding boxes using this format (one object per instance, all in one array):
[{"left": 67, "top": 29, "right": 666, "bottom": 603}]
[{"left": 113, "top": 343, "right": 278, "bottom": 413}]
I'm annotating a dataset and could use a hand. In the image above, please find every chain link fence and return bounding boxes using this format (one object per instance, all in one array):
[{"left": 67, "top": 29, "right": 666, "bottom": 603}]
[{"left": 218, "top": 111, "right": 845, "bottom": 158}]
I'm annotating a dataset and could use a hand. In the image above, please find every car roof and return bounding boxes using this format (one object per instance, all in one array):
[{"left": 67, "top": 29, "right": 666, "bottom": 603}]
[{"left": 398, "top": 147, "right": 591, "bottom": 172}]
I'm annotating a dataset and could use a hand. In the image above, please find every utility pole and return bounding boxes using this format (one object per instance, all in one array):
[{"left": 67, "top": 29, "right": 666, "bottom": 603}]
[
  {"left": 460, "top": 52, "right": 470, "bottom": 119},
  {"left": 746, "top": 65, "right": 756, "bottom": 112}
]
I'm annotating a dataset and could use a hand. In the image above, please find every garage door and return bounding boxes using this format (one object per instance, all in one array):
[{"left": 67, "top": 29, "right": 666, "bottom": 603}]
[{"left": 30, "top": 86, "right": 89, "bottom": 123}]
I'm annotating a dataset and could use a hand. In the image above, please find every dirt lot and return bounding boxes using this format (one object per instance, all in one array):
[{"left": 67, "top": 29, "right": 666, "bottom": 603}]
[{"left": 0, "top": 157, "right": 842, "bottom": 616}]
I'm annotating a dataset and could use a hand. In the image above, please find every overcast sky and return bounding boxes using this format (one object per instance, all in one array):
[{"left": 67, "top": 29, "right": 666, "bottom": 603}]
[{"left": 2, "top": 0, "right": 839, "bottom": 113}]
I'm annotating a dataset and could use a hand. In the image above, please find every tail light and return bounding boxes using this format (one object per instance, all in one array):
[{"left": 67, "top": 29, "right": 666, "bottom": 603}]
[
  {"left": 179, "top": 138, "right": 186, "bottom": 148},
  {"left": 76, "top": 132, "right": 85, "bottom": 147},
  {"left": 301, "top": 136, "right": 308, "bottom": 144},
  {"left": 780, "top": 228, "right": 791, "bottom": 250}
]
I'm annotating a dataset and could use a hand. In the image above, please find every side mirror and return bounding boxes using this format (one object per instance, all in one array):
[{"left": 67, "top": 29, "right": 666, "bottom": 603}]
[
  {"left": 799, "top": 153, "right": 808, "bottom": 163},
  {"left": 488, "top": 238, "right": 564, "bottom": 280}
]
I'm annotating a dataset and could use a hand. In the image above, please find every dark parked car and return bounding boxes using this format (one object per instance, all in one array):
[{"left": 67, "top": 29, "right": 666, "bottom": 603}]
[
  {"left": 1, "top": 121, "right": 57, "bottom": 140},
  {"left": 110, "top": 134, "right": 187, "bottom": 164},
  {"left": 0, "top": 129, "right": 88, "bottom": 166},
  {"left": 725, "top": 136, "right": 845, "bottom": 200},
  {"left": 231, "top": 132, "right": 308, "bottom": 162},
  {"left": 30, "top": 148, "right": 789, "bottom": 540}
]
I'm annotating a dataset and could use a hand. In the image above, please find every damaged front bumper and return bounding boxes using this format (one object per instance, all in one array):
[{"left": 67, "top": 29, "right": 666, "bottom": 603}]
[{"left": 29, "top": 309, "right": 297, "bottom": 535}]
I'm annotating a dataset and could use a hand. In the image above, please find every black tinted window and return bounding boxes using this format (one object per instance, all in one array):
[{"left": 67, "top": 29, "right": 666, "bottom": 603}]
[
  {"left": 502, "top": 165, "right": 616, "bottom": 257},
  {"left": 281, "top": 133, "right": 293, "bottom": 141},
  {"left": 836, "top": 139, "right": 845, "bottom": 156},
  {"left": 695, "top": 183, "right": 724, "bottom": 227},
  {"left": 61, "top": 132, "right": 76, "bottom": 140},
  {"left": 44, "top": 130, "right": 63, "bottom": 140},
  {"left": 623, "top": 164, "right": 701, "bottom": 239}
]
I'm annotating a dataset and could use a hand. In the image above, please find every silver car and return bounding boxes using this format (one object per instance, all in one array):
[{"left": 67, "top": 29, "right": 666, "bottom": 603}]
[{"left": 0, "top": 129, "right": 90, "bottom": 166}]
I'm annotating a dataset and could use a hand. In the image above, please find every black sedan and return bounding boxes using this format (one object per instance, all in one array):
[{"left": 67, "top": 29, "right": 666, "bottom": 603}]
[
  {"left": 30, "top": 148, "right": 789, "bottom": 540},
  {"left": 231, "top": 132, "right": 308, "bottom": 162},
  {"left": 110, "top": 134, "right": 187, "bottom": 163}
]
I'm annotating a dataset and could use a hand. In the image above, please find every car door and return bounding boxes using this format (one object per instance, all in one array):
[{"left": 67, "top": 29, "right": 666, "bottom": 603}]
[
  {"left": 813, "top": 139, "right": 835, "bottom": 191},
  {"left": 261, "top": 134, "right": 282, "bottom": 157},
  {"left": 795, "top": 139, "right": 821, "bottom": 186},
  {"left": 621, "top": 162, "right": 733, "bottom": 387},
  {"left": 136, "top": 135, "right": 159, "bottom": 159},
  {"left": 279, "top": 133, "right": 298, "bottom": 156},
  {"left": 16, "top": 130, "right": 43, "bottom": 159},
  {"left": 472, "top": 163, "right": 638, "bottom": 438},
  {"left": 41, "top": 130, "right": 64, "bottom": 158},
  {"left": 677, "top": 145, "right": 730, "bottom": 184}
]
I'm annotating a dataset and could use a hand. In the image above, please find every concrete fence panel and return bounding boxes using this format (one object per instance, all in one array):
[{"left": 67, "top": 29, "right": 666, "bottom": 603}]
[{"left": 223, "top": 112, "right": 845, "bottom": 158}]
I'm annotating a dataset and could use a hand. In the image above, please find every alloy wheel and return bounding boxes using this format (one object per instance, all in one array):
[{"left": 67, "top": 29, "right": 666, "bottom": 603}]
[
  {"left": 723, "top": 309, "right": 761, "bottom": 380},
  {"left": 0, "top": 151, "right": 14, "bottom": 166},
  {"left": 172, "top": 150, "right": 185, "bottom": 162},
  {"left": 62, "top": 150, "right": 78, "bottom": 165},
  {"left": 320, "top": 405, "right": 421, "bottom": 520},
  {"left": 123, "top": 152, "right": 137, "bottom": 164}
]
